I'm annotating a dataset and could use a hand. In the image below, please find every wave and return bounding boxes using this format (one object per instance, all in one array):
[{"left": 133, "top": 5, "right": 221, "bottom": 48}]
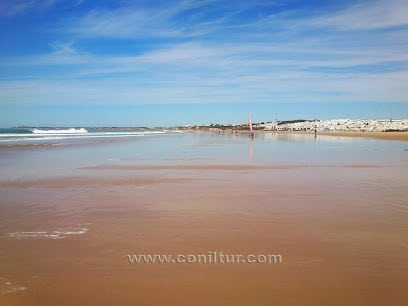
[
  {"left": 31, "top": 128, "right": 88, "bottom": 134},
  {"left": 0, "top": 133, "right": 159, "bottom": 142},
  {"left": 0, "top": 130, "right": 175, "bottom": 146}
]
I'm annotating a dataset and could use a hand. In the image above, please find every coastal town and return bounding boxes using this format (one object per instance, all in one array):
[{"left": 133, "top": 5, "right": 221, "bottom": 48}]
[
  {"left": 260, "top": 118, "right": 408, "bottom": 132},
  {"left": 181, "top": 119, "right": 408, "bottom": 133}
]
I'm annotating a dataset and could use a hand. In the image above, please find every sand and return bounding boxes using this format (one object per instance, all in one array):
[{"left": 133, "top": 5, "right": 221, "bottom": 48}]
[
  {"left": 1, "top": 133, "right": 407, "bottom": 305},
  {"left": 196, "top": 128, "right": 408, "bottom": 141},
  {"left": 316, "top": 131, "right": 408, "bottom": 141}
]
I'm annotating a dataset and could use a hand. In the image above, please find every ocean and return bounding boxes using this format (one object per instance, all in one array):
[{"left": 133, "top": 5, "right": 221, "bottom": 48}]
[{"left": 0, "top": 127, "right": 176, "bottom": 146}]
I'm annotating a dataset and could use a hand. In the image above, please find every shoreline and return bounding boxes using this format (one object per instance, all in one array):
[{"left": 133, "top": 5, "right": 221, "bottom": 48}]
[{"left": 1, "top": 130, "right": 407, "bottom": 151}]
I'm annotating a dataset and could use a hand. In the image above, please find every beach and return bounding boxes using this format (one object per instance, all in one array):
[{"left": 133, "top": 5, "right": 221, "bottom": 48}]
[{"left": 1, "top": 131, "right": 408, "bottom": 305}]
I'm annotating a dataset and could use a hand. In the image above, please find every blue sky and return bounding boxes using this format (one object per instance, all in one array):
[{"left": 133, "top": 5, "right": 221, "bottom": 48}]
[{"left": 0, "top": 0, "right": 407, "bottom": 126}]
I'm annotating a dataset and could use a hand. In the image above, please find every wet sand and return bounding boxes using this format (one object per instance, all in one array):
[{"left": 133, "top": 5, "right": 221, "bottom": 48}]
[
  {"left": 199, "top": 129, "right": 408, "bottom": 141},
  {"left": 316, "top": 131, "right": 408, "bottom": 141},
  {"left": 1, "top": 133, "right": 407, "bottom": 305}
]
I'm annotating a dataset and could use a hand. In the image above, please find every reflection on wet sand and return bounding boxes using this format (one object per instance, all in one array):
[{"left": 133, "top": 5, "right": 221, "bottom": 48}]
[
  {"left": 79, "top": 164, "right": 381, "bottom": 171},
  {"left": 0, "top": 177, "right": 193, "bottom": 188}
]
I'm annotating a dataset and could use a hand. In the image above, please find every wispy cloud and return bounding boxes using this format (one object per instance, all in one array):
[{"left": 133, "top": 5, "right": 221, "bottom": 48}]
[
  {"left": 67, "top": 0, "right": 229, "bottom": 38},
  {"left": 62, "top": 0, "right": 408, "bottom": 43},
  {"left": 0, "top": 0, "right": 35, "bottom": 17},
  {"left": 1, "top": 0, "right": 408, "bottom": 107},
  {"left": 0, "top": 0, "right": 84, "bottom": 17},
  {"left": 308, "top": 0, "right": 408, "bottom": 31}
]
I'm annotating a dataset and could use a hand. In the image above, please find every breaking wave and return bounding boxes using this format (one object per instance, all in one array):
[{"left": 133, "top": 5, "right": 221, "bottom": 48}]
[{"left": 31, "top": 128, "right": 88, "bottom": 134}]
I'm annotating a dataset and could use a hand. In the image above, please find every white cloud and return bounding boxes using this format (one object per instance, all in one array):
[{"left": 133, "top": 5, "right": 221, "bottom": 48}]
[
  {"left": 1, "top": 0, "right": 408, "bottom": 106},
  {"left": 307, "top": 0, "right": 408, "bottom": 30},
  {"left": 0, "top": 0, "right": 85, "bottom": 17},
  {"left": 68, "top": 0, "right": 227, "bottom": 39},
  {"left": 1, "top": 66, "right": 407, "bottom": 106}
]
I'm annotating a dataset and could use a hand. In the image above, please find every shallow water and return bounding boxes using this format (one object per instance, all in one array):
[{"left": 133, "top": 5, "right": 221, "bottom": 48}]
[{"left": 0, "top": 132, "right": 407, "bottom": 305}]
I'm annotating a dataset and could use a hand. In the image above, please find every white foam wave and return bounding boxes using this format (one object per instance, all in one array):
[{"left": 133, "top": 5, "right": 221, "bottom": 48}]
[
  {"left": 0, "top": 133, "right": 34, "bottom": 137},
  {"left": 0, "top": 130, "right": 171, "bottom": 144},
  {"left": 0, "top": 136, "right": 69, "bottom": 142},
  {"left": 8, "top": 228, "right": 88, "bottom": 239},
  {"left": 32, "top": 128, "right": 88, "bottom": 134},
  {"left": 0, "top": 132, "right": 157, "bottom": 138}
]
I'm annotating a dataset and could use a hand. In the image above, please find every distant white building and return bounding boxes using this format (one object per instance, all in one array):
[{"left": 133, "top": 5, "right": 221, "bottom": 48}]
[{"left": 265, "top": 119, "right": 408, "bottom": 132}]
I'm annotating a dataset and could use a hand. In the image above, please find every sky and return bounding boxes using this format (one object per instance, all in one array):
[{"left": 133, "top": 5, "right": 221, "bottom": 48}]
[{"left": 0, "top": 0, "right": 407, "bottom": 126}]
